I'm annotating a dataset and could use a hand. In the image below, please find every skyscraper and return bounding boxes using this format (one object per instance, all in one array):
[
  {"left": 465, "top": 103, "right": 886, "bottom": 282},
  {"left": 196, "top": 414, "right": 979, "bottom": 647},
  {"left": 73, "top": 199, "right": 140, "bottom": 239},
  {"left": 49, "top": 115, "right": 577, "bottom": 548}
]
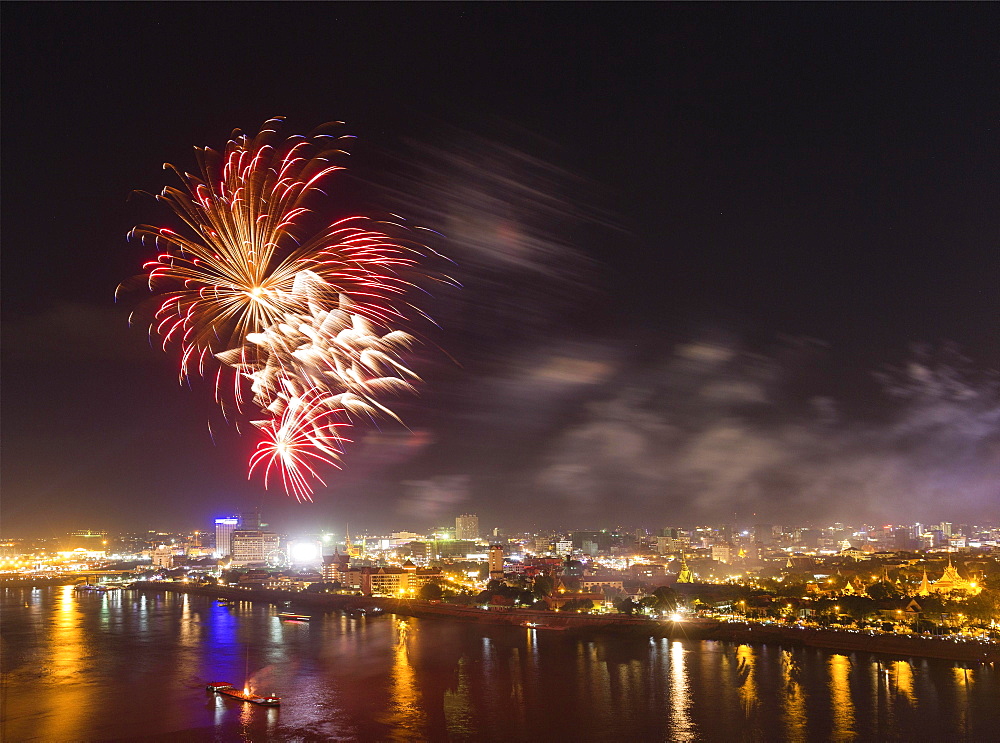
[
  {"left": 240, "top": 508, "right": 261, "bottom": 530},
  {"left": 488, "top": 544, "right": 504, "bottom": 578},
  {"left": 214, "top": 516, "right": 240, "bottom": 558},
  {"left": 456, "top": 514, "right": 480, "bottom": 541},
  {"left": 230, "top": 529, "right": 281, "bottom": 567},
  {"left": 753, "top": 524, "right": 775, "bottom": 545}
]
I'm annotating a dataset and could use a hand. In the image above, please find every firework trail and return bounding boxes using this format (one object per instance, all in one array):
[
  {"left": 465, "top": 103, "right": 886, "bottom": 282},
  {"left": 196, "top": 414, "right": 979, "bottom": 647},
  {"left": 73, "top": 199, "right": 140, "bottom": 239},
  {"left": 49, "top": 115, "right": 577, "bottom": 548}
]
[
  {"left": 249, "top": 388, "right": 351, "bottom": 502},
  {"left": 121, "top": 119, "right": 449, "bottom": 500}
]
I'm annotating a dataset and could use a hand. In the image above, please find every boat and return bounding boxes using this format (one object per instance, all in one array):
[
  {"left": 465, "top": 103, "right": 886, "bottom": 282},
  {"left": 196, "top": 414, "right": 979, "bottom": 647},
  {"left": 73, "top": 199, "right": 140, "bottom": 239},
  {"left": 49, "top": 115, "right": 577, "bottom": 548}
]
[
  {"left": 206, "top": 682, "right": 281, "bottom": 706},
  {"left": 277, "top": 611, "right": 311, "bottom": 621},
  {"left": 522, "top": 622, "right": 568, "bottom": 631}
]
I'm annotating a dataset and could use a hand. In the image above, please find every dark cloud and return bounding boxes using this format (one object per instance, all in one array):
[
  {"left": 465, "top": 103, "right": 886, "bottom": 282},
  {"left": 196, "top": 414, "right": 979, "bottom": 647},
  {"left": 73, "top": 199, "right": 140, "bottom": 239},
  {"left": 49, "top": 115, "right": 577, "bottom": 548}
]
[{"left": 399, "top": 475, "right": 471, "bottom": 525}]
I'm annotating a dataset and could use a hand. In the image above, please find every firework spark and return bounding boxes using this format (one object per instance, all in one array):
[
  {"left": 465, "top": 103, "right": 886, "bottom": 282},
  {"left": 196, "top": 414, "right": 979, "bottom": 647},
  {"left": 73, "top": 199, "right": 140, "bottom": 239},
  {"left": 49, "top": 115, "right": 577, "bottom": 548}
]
[
  {"left": 248, "top": 390, "right": 350, "bottom": 502},
  {"left": 122, "top": 119, "right": 448, "bottom": 500}
]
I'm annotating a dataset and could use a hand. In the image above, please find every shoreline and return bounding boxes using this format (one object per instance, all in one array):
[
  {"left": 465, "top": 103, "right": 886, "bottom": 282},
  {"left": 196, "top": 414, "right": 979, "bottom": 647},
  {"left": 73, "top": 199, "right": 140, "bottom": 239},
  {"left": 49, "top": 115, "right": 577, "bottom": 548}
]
[{"left": 130, "top": 582, "right": 1000, "bottom": 664}]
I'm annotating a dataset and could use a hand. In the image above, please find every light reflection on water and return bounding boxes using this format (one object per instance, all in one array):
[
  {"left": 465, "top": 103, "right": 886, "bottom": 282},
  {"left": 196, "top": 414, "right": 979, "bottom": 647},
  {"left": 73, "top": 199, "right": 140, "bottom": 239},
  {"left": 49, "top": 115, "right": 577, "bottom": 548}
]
[
  {"left": 669, "top": 640, "right": 696, "bottom": 741},
  {"left": 829, "top": 653, "right": 856, "bottom": 742},
  {"left": 781, "top": 648, "right": 807, "bottom": 743},
  {"left": 2, "top": 587, "right": 998, "bottom": 741}
]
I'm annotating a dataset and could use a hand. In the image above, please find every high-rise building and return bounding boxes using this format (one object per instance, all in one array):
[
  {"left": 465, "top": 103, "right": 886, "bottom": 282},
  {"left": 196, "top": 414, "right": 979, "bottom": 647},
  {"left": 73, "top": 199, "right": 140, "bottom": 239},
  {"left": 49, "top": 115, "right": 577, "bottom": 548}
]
[
  {"left": 230, "top": 530, "right": 280, "bottom": 567},
  {"left": 753, "top": 524, "right": 774, "bottom": 545},
  {"left": 488, "top": 544, "right": 504, "bottom": 578},
  {"left": 456, "top": 514, "right": 480, "bottom": 541},
  {"left": 241, "top": 508, "right": 262, "bottom": 530},
  {"left": 893, "top": 528, "right": 912, "bottom": 551},
  {"left": 656, "top": 536, "right": 681, "bottom": 555},
  {"left": 214, "top": 517, "right": 240, "bottom": 558},
  {"left": 939, "top": 522, "right": 953, "bottom": 538}
]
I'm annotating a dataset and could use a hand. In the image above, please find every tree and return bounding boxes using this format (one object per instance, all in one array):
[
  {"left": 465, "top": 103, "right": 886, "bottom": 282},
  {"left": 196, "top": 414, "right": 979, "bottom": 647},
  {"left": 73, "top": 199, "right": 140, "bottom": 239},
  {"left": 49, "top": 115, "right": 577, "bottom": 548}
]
[
  {"left": 560, "top": 598, "right": 593, "bottom": 612},
  {"left": 306, "top": 581, "right": 341, "bottom": 593},
  {"left": 560, "top": 576, "right": 582, "bottom": 592},
  {"left": 614, "top": 596, "right": 639, "bottom": 615},
  {"left": 651, "top": 586, "right": 678, "bottom": 612},
  {"left": 220, "top": 569, "right": 241, "bottom": 585},
  {"left": 532, "top": 575, "right": 554, "bottom": 598},
  {"left": 419, "top": 581, "right": 444, "bottom": 601},
  {"left": 866, "top": 581, "right": 900, "bottom": 602}
]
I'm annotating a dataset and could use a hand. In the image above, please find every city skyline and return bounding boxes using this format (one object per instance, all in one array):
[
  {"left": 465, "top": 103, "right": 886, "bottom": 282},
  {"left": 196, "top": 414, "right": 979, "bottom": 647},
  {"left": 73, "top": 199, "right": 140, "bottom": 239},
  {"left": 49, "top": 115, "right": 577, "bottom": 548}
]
[{"left": 3, "top": 4, "right": 998, "bottom": 534}]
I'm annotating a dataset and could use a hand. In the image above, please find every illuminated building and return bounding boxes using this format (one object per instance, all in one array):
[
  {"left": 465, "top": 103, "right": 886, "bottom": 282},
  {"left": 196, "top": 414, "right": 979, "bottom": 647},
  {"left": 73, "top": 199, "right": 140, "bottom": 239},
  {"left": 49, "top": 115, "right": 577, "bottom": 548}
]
[
  {"left": 455, "top": 514, "right": 480, "bottom": 541},
  {"left": 367, "top": 566, "right": 408, "bottom": 596},
  {"left": 390, "top": 531, "right": 421, "bottom": 547},
  {"left": 581, "top": 574, "right": 624, "bottom": 592},
  {"left": 62, "top": 530, "right": 108, "bottom": 551},
  {"left": 230, "top": 530, "right": 280, "bottom": 567},
  {"left": 657, "top": 536, "right": 682, "bottom": 555},
  {"left": 343, "top": 524, "right": 361, "bottom": 558},
  {"left": 322, "top": 553, "right": 350, "bottom": 583},
  {"left": 488, "top": 544, "right": 504, "bottom": 579},
  {"left": 214, "top": 517, "right": 240, "bottom": 558},
  {"left": 355, "top": 562, "right": 444, "bottom": 596},
  {"left": 571, "top": 531, "right": 609, "bottom": 554},
  {"left": 675, "top": 557, "right": 694, "bottom": 583},
  {"left": 916, "top": 569, "right": 932, "bottom": 596},
  {"left": 151, "top": 545, "right": 174, "bottom": 568},
  {"left": 927, "top": 558, "right": 981, "bottom": 596},
  {"left": 711, "top": 543, "right": 733, "bottom": 564}
]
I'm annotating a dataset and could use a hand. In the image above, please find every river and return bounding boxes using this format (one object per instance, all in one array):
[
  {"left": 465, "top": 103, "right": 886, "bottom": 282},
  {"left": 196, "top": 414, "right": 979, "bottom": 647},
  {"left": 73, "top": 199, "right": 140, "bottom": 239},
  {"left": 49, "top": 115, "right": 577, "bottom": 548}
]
[{"left": 2, "top": 586, "right": 997, "bottom": 741}]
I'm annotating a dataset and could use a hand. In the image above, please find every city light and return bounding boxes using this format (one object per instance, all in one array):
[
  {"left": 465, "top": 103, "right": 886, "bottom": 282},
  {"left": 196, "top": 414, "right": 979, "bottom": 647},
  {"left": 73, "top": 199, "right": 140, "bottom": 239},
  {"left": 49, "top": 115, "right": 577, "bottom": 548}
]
[{"left": 288, "top": 541, "right": 321, "bottom": 566}]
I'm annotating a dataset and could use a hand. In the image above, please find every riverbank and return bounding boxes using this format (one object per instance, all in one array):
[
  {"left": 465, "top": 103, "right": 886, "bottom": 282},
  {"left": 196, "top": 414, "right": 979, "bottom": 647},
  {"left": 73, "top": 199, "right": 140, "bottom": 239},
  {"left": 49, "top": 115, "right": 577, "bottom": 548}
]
[
  {"left": 131, "top": 582, "right": 1000, "bottom": 663},
  {"left": 702, "top": 621, "right": 999, "bottom": 663}
]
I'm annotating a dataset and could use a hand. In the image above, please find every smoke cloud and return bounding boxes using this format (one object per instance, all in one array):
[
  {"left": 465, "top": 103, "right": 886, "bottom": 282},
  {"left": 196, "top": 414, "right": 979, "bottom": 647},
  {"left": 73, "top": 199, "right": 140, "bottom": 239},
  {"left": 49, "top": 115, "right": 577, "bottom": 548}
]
[{"left": 532, "top": 339, "right": 999, "bottom": 524}]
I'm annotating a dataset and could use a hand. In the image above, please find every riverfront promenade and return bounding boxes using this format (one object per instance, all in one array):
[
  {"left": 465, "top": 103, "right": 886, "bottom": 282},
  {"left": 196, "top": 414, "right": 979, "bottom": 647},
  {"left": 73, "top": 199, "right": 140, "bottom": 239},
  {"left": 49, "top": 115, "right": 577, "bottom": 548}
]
[{"left": 131, "top": 582, "right": 1000, "bottom": 664}]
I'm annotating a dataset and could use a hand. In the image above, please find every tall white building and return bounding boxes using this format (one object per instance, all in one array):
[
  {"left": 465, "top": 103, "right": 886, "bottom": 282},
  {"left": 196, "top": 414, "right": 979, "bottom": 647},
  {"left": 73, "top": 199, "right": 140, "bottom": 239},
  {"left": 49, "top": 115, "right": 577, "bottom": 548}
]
[
  {"left": 214, "top": 517, "right": 240, "bottom": 558},
  {"left": 230, "top": 530, "right": 280, "bottom": 567},
  {"left": 456, "top": 514, "right": 480, "bottom": 541}
]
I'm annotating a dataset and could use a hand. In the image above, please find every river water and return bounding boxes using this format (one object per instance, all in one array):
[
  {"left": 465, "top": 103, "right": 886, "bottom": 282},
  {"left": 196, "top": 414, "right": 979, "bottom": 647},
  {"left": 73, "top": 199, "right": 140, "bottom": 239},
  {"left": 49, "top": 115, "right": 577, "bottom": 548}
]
[{"left": 1, "top": 586, "right": 997, "bottom": 741}]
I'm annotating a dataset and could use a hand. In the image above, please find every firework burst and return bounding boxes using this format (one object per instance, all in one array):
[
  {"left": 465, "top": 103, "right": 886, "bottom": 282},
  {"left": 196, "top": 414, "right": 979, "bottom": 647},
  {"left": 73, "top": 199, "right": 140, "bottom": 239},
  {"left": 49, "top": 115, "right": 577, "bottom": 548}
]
[
  {"left": 122, "top": 119, "right": 449, "bottom": 500},
  {"left": 248, "top": 389, "right": 351, "bottom": 502}
]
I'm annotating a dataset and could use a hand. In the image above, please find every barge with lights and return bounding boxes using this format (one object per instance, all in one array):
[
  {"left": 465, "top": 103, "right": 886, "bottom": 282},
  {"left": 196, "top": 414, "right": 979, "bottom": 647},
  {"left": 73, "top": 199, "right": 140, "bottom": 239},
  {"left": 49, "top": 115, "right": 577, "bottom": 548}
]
[{"left": 206, "top": 682, "right": 281, "bottom": 706}]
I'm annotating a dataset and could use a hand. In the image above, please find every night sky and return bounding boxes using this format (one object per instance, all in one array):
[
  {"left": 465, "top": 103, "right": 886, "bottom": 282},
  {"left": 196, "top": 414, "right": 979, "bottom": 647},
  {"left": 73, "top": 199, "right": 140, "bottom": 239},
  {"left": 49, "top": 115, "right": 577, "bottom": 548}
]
[{"left": 2, "top": 4, "right": 997, "bottom": 536}]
